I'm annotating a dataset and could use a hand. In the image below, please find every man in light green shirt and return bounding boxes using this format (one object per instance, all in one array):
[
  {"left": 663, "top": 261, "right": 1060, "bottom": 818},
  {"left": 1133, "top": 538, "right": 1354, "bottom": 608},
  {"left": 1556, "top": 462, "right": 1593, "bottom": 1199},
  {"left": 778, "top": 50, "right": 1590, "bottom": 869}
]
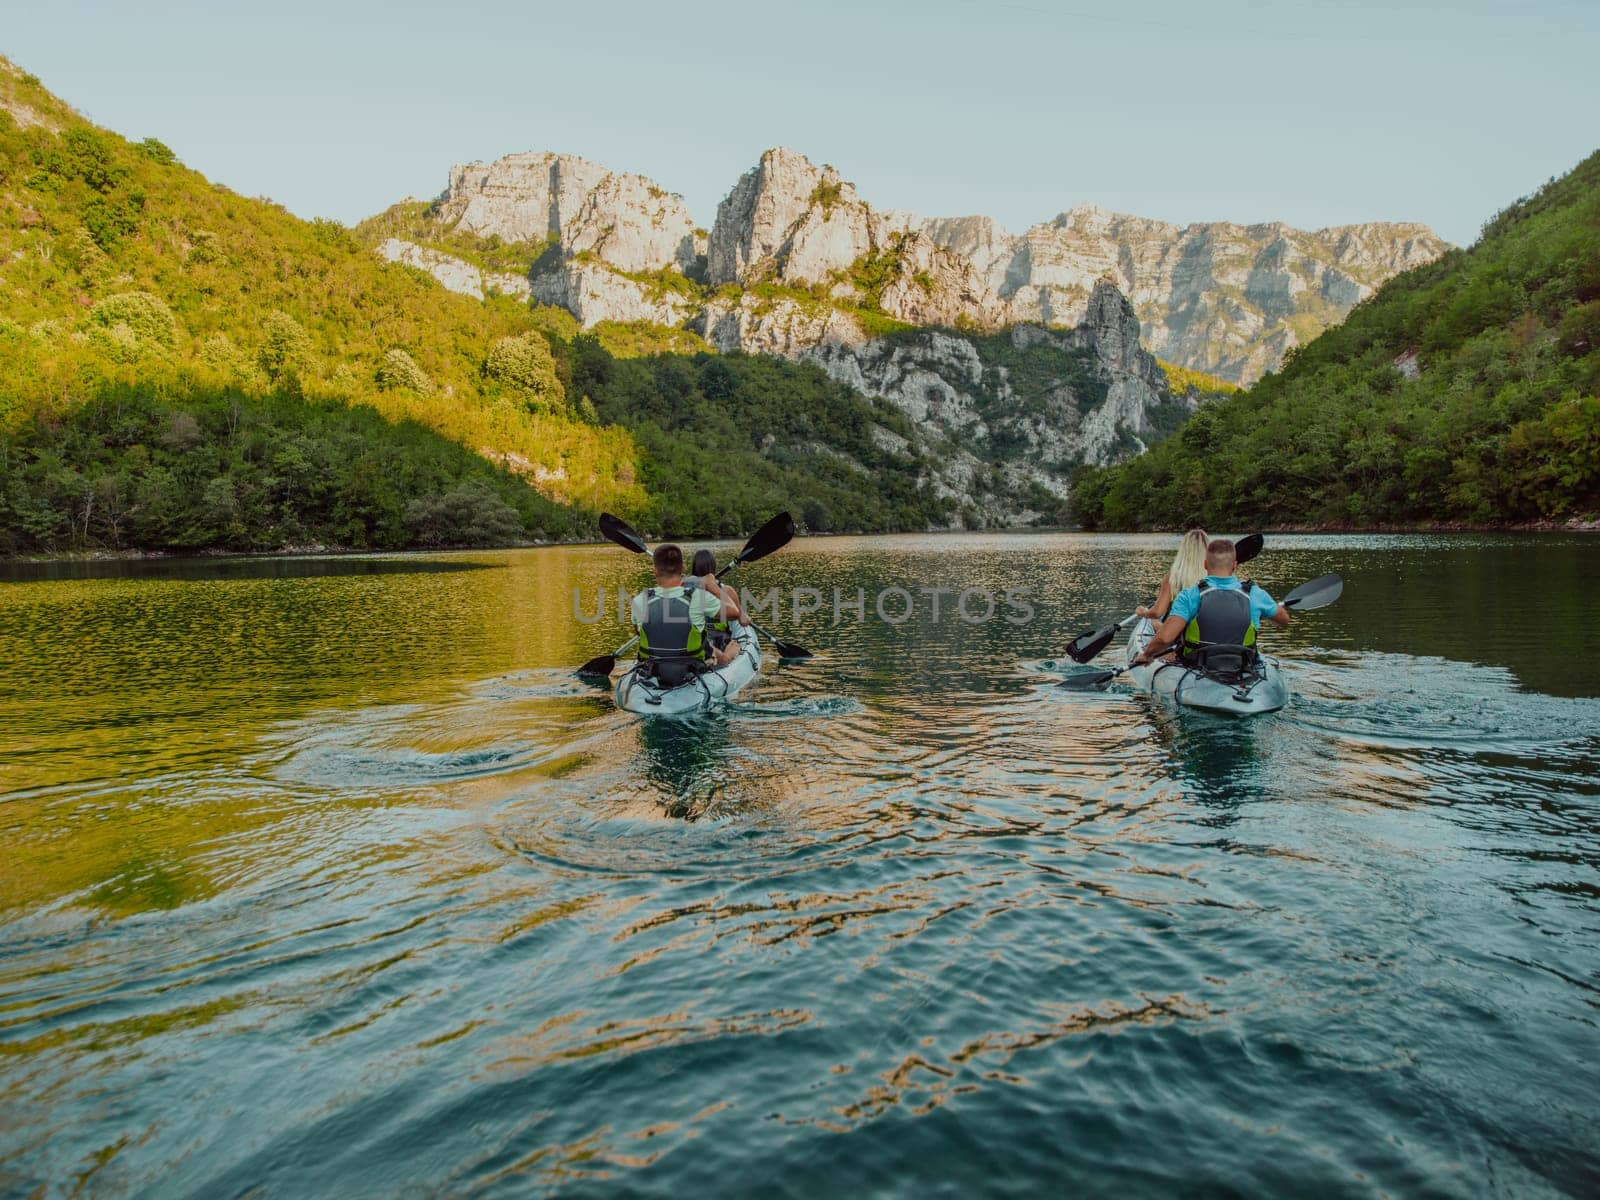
[{"left": 630, "top": 543, "right": 740, "bottom": 669}]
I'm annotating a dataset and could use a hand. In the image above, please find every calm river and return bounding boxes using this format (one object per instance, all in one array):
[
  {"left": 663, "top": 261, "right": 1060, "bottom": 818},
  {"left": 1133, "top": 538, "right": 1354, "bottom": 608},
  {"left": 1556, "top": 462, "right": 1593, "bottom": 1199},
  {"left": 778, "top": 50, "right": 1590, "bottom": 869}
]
[{"left": 2, "top": 533, "right": 1598, "bottom": 1196}]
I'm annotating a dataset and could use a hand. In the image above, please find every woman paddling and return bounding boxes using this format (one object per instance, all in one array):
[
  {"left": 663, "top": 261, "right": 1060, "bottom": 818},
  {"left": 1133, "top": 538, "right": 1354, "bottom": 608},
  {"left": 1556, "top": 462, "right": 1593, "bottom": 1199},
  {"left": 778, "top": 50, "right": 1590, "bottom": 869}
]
[
  {"left": 1137, "top": 528, "right": 1208, "bottom": 622},
  {"left": 690, "top": 549, "right": 745, "bottom": 660}
]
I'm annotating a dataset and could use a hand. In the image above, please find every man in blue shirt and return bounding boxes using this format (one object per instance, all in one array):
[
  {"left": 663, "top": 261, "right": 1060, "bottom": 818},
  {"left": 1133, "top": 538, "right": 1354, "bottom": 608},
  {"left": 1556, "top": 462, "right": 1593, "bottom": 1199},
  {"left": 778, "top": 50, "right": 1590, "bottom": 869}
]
[{"left": 1133, "top": 537, "right": 1289, "bottom": 665}]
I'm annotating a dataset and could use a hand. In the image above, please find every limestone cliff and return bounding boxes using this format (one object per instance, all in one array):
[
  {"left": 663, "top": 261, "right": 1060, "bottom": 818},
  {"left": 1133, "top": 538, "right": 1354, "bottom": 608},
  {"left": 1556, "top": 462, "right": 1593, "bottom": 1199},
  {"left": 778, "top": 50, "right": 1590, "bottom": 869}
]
[
  {"left": 435, "top": 152, "right": 699, "bottom": 271},
  {"left": 695, "top": 280, "right": 1189, "bottom": 523},
  {"left": 927, "top": 204, "right": 1449, "bottom": 383},
  {"left": 363, "top": 145, "right": 1445, "bottom": 384}
]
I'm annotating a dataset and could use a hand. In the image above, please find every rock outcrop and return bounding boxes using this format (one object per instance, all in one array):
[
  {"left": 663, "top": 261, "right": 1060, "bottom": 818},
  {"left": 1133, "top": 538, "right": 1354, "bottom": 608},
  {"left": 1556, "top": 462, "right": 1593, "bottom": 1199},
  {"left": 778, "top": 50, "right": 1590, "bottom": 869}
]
[
  {"left": 531, "top": 261, "right": 696, "bottom": 327},
  {"left": 376, "top": 238, "right": 531, "bottom": 301},
  {"left": 704, "top": 149, "right": 1002, "bottom": 329},
  {"left": 695, "top": 279, "right": 1183, "bottom": 523},
  {"left": 436, "top": 151, "right": 700, "bottom": 275}
]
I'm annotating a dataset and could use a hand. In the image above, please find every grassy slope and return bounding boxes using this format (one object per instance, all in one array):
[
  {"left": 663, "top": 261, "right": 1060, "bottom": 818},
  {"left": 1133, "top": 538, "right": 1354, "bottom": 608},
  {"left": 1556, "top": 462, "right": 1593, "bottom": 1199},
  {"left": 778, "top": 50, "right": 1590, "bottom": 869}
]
[
  {"left": 0, "top": 60, "right": 953, "bottom": 552},
  {"left": 1072, "top": 150, "right": 1600, "bottom": 529}
]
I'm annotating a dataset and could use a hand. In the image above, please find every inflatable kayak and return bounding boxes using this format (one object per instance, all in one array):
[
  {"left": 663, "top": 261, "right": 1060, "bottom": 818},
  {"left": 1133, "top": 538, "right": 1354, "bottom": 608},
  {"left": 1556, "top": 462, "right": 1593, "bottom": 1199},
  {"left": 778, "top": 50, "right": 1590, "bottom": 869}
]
[
  {"left": 614, "top": 622, "right": 762, "bottom": 715},
  {"left": 1123, "top": 617, "right": 1290, "bottom": 717}
]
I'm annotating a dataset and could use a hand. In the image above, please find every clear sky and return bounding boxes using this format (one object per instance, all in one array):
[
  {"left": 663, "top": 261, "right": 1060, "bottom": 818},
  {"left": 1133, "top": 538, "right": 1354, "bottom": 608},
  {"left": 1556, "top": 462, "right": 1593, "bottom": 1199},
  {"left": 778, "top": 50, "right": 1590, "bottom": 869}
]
[{"left": 7, "top": 0, "right": 1598, "bottom": 246}]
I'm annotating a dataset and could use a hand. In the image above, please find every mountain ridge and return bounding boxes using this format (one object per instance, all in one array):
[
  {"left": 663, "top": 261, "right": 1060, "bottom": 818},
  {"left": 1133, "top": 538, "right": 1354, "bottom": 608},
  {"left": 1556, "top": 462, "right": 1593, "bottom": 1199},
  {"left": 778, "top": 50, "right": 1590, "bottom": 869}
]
[{"left": 363, "top": 144, "right": 1448, "bottom": 383}]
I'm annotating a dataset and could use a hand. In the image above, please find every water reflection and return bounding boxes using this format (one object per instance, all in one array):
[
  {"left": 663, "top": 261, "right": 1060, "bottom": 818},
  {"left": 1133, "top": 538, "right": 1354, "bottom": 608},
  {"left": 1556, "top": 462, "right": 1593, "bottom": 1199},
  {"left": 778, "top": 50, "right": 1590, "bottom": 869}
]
[
  {"left": 633, "top": 715, "right": 732, "bottom": 819},
  {"left": 0, "top": 553, "right": 499, "bottom": 584},
  {"left": 1142, "top": 703, "right": 1267, "bottom": 816}
]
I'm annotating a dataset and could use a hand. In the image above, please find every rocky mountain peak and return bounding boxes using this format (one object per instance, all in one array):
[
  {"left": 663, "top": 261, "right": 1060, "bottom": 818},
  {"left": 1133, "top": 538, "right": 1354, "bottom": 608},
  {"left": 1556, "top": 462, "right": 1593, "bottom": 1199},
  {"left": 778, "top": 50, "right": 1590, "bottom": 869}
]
[
  {"left": 707, "top": 146, "right": 872, "bottom": 285},
  {"left": 436, "top": 150, "right": 698, "bottom": 274},
  {"left": 1083, "top": 278, "right": 1149, "bottom": 375}
]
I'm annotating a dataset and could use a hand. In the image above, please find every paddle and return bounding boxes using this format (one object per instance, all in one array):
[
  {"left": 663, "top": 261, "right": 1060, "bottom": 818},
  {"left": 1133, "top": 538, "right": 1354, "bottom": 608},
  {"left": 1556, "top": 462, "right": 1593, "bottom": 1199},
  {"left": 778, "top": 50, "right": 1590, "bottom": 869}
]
[
  {"left": 576, "top": 513, "right": 652, "bottom": 676},
  {"left": 1058, "top": 569, "right": 1343, "bottom": 691},
  {"left": 1057, "top": 666, "right": 1127, "bottom": 691},
  {"left": 598, "top": 511, "right": 649, "bottom": 556},
  {"left": 1283, "top": 573, "right": 1343, "bottom": 610},
  {"left": 720, "top": 511, "right": 796, "bottom": 575},
  {"left": 578, "top": 635, "right": 638, "bottom": 678},
  {"left": 714, "top": 514, "right": 813, "bottom": 660},
  {"left": 1064, "top": 532, "right": 1267, "bottom": 664},
  {"left": 744, "top": 621, "right": 813, "bottom": 661},
  {"left": 1064, "top": 613, "right": 1141, "bottom": 665}
]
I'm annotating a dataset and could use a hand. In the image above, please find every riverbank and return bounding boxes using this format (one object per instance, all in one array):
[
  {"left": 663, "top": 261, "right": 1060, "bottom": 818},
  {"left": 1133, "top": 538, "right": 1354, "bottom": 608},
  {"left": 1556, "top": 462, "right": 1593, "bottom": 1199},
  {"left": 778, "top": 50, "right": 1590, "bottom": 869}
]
[{"left": 7, "top": 516, "right": 1598, "bottom": 566}]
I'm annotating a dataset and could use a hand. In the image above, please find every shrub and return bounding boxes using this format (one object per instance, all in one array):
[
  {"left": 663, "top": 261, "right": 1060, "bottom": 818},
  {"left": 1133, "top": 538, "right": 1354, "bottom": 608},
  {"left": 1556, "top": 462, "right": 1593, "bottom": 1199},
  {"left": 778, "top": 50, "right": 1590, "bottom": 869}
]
[
  {"left": 59, "top": 226, "right": 107, "bottom": 273},
  {"left": 376, "top": 347, "right": 433, "bottom": 393},
  {"left": 87, "top": 321, "right": 142, "bottom": 362},
  {"left": 136, "top": 137, "right": 176, "bottom": 165},
  {"left": 39, "top": 127, "right": 125, "bottom": 192},
  {"left": 82, "top": 190, "right": 145, "bottom": 250},
  {"left": 197, "top": 333, "right": 261, "bottom": 385},
  {"left": 90, "top": 291, "right": 178, "bottom": 347},
  {"left": 404, "top": 479, "right": 527, "bottom": 546},
  {"left": 258, "top": 311, "right": 313, "bottom": 381},
  {"left": 188, "top": 228, "right": 222, "bottom": 264},
  {"left": 485, "top": 333, "right": 561, "bottom": 402}
]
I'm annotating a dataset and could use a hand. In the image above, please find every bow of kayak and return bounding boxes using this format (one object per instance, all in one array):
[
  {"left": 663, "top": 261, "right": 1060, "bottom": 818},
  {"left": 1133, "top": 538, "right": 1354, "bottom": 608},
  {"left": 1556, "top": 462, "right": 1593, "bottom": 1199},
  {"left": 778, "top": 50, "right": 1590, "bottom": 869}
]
[
  {"left": 1123, "top": 618, "right": 1290, "bottom": 717},
  {"left": 614, "top": 622, "right": 762, "bottom": 716}
]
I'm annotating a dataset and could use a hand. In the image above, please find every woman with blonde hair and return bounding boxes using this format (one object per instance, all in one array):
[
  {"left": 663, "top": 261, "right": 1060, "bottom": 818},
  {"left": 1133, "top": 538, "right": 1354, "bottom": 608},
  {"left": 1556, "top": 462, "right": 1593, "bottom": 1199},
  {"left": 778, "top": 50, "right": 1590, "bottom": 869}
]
[{"left": 1137, "top": 528, "right": 1208, "bottom": 621}]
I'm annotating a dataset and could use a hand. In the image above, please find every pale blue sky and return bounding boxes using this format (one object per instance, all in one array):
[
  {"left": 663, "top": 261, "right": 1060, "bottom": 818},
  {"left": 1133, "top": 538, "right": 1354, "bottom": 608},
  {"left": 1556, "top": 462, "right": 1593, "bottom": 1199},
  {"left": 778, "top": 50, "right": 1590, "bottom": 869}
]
[{"left": 8, "top": 0, "right": 1598, "bottom": 245}]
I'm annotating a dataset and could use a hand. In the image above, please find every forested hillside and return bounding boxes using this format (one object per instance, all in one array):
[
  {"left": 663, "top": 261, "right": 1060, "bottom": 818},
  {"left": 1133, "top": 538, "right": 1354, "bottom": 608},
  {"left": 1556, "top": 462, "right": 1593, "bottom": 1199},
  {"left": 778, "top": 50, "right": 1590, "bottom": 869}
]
[
  {"left": 0, "top": 61, "right": 948, "bottom": 554},
  {"left": 1072, "top": 151, "right": 1600, "bottom": 529}
]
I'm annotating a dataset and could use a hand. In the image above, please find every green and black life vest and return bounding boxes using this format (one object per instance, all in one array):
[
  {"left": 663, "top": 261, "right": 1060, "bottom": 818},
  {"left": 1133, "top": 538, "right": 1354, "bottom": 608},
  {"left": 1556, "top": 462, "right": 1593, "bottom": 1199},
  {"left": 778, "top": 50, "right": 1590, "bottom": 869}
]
[
  {"left": 637, "top": 587, "right": 707, "bottom": 666},
  {"left": 1182, "top": 579, "right": 1256, "bottom": 656}
]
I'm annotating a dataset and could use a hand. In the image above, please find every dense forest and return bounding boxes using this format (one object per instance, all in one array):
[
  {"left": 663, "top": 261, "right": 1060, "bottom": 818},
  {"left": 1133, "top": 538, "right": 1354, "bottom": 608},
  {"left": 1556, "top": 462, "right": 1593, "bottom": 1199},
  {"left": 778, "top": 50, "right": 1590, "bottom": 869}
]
[
  {"left": 1072, "top": 151, "right": 1600, "bottom": 529},
  {"left": 0, "top": 61, "right": 948, "bottom": 554}
]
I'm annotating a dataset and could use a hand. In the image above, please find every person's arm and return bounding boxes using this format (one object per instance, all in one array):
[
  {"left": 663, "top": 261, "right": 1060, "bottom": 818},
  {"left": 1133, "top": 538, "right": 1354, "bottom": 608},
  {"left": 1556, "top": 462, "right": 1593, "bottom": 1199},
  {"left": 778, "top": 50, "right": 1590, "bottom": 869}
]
[
  {"left": 711, "top": 577, "right": 743, "bottom": 622},
  {"left": 1134, "top": 614, "right": 1187, "bottom": 664},
  {"left": 1255, "top": 586, "right": 1290, "bottom": 628},
  {"left": 1137, "top": 576, "right": 1174, "bottom": 620}
]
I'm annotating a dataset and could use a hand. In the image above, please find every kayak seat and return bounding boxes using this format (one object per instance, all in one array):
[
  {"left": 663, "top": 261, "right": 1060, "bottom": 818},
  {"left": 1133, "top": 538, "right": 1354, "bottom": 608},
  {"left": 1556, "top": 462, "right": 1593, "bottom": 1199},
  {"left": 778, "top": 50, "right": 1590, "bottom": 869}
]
[
  {"left": 1182, "top": 643, "right": 1263, "bottom": 685},
  {"left": 640, "top": 654, "right": 708, "bottom": 688}
]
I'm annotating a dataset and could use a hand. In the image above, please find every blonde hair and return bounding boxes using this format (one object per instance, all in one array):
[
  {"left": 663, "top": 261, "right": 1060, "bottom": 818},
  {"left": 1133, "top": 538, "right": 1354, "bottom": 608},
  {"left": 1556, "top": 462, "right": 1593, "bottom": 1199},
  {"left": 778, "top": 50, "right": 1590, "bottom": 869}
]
[{"left": 1167, "top": 528, "right": 1209, "bottom": 593}]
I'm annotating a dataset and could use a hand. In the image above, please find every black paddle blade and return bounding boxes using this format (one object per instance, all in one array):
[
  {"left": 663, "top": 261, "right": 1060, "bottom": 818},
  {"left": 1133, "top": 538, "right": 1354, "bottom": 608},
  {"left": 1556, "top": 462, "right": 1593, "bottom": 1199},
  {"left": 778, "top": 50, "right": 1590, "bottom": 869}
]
[
  {"left": 1283, "top": 572, "right": 1343, "bottom": 611},
  {"left": 1057, "top": 669, "right": 1119, "bottom": 691},
  {"left": 1066, "top": 623, "right": 1119, "bottom": 664},
  {"left": 1236, "top": 532, "right": 1264, "bottom": 564},
  {"left": 598, "top": 512, "right": 649, "bottom": 555},
  {"left": 575, "top": 653, "right": 616, "bottom": 678},
  {"left": 772, "top": 640, "right": 813, "bottom": 661},
  {"left": 728, "top": 511, "right": 795, "bottom": 570}
]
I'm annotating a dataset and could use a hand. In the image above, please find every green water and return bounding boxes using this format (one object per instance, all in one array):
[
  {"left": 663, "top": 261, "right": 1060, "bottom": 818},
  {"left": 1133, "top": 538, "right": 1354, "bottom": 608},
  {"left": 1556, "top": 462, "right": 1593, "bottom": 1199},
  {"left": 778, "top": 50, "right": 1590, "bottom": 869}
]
[{"left": 2, "top": 533, "right": 1598, "bottom": 1196}]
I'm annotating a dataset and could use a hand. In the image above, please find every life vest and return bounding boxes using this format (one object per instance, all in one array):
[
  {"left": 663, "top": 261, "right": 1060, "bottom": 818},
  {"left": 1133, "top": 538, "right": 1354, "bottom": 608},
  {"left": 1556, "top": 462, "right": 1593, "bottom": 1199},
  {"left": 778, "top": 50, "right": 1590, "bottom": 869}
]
[
  {"left": 1182, "top": 579, "right": 1257, "bottom": 656},
  {"left": 636, "top": 587, "right": 707, "bottom": 686}
]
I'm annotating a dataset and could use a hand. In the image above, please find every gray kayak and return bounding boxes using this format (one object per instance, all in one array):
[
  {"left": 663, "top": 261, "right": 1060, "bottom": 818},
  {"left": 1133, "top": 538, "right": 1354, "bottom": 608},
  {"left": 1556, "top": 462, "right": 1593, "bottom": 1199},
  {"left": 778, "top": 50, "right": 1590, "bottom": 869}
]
[
  {"left": 614, "top": 622, "right": 761, "bottom": 716},
  {"left": 1123, "top": 617, "right": 1290, "bottom": 717}
]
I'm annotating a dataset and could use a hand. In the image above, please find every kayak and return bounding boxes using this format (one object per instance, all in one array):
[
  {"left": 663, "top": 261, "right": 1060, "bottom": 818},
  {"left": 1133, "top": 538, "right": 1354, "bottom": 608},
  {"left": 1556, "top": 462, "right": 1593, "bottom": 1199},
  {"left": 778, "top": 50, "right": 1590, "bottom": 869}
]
[
  {"left": 614, "top": 622, "right": 762, "bottom": 715},
  {"left": 1122, "top": 617, "right": 1290, "bottom": 717}
]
